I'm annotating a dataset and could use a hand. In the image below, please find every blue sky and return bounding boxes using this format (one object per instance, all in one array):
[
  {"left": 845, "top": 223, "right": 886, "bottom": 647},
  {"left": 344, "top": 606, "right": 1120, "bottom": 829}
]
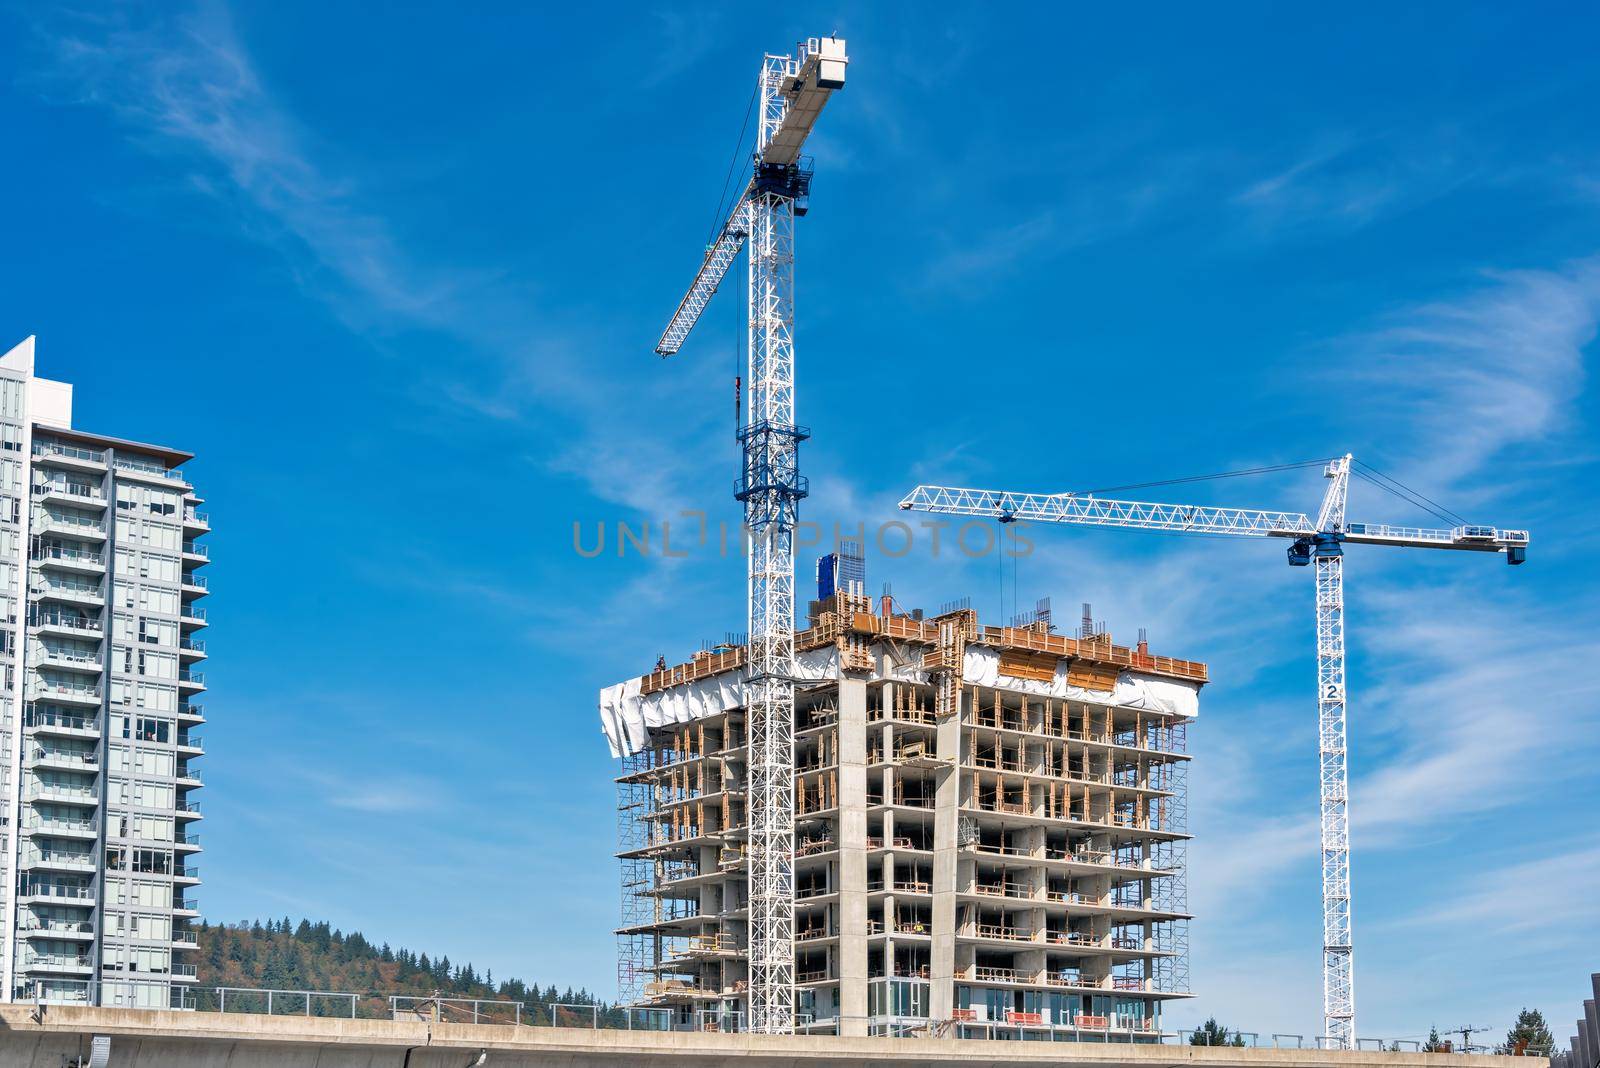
[{"left": 3, "top": 0, "right": 1598, "bottom": 1042}]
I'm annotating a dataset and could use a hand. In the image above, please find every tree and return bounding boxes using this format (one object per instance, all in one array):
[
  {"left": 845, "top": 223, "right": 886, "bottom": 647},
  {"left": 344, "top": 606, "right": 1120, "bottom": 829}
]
[
  {"left": 1191, "top": 1017, "right": 1245, "bottom": 1046},
  {"left": 1424, "top": 1026, "right": 1448, "bottom": 1052},
  {"left": 1502, "top": 1009, "right": 1554, "bottom": 1056}
]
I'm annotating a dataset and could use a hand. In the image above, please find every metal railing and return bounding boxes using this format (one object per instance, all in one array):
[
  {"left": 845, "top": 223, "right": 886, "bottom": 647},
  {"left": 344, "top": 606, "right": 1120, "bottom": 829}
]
[{"left": 183, "top": 540, "right": 209, "bottom": 557}]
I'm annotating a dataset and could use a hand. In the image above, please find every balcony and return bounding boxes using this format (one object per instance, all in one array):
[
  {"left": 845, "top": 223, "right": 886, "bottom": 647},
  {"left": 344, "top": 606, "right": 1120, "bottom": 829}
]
[
  {"left": 30, "top": 580, "right": 104, "bottom": 607},
  {"left": 181, "top": 540, "right": 209, "bottom": 560},
  {"left": 20, "top": 849, "right": 96, "bottom": 874},
  {"left": 177, "top": 670, "right": 204, "bottom": 691},
  {"left": 25, "top": 783, "right": 98, "bottom": 807},
  {"left": 180, "top": 605, "right": 207, "bottom": 628},
  {"left": 172, "top": 899, "right": 199, "bottom": 916},
  {"left": 19, "top": 881, "right": 96, "bottom": 905},
  {"left": 178, "top": 638, "right": 205, "bottom": 660},
  {"left": 27, "top": 745, "right": 98, "bottom": 773},
  {"left": 182, "top": 510, "right": 209, "bottom": 532},
  {"left": 33, "top": 481, "right": 106, "bottom": 509},
  {"left": 24, "top": 815, "right": 98, "bottom": 840},
  {"left": 27, "top": 680, "right": 102, "bottom": 707},
  {"left": 173, "top": 865, "right": 200, "bottom": 882},
  {"left": 175, "top": 802, "right": 202, "bottom": 820},
  {"left": 176, "top": 766, "right": 202, "bottom": 786},
  {"left": 174, "top": 832, "right": 200, "bottom": 851},
  {"left": 32, "top": 441, "right": 106, "bottom": 468},
  {"left": 178, "top": 704, "right": 204, "bottom": 723},
  {"left": 176, "top": 733, "right": 203, "bottom": 753},
  {"left": 30, "top": 611, "right": 103, "bottom": 637},
  {"left": 112, "top": 455, "right": 186, "bottom": 483},
  {"left": 171, "top": 963, "right": 199, "bottom": 980},
  {"left": 34, "top": 512, "right": 106, "bottom": 541},
  {"left": 19, "top": 953, "right": 94, "bottom": 975},
  {"left": 24, "top": 706, "right": 101, "bottom": 737},
  {"left": 180, "top": 573, "right": 207, "bottom": 598},
  {"left": 972, "top": 922, "right": 1032, "bottom": 943},
  {"left": 31, "top": 545, "right": 105, "bottom": 573},
  {"left": 37, "top": 647, "right": 103, "bottom": 674},
  {"left": 172, "top": 930, "right": 198, "bottom": 946},
  {"left": 21, "top": 919, "right": 95, "bottom": 940}
]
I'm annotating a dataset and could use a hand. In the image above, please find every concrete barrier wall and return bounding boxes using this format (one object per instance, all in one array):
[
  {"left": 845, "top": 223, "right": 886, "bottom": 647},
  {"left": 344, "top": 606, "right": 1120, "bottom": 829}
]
[{"left": 0, "top": 1005, "right": 1531, "bottom": 1068}]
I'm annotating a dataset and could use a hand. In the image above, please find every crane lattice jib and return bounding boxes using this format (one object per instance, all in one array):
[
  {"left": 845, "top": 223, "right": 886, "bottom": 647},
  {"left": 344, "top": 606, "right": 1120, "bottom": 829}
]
[{"left": 900, "top": 456, "right": 1527, "bottom": 1046}]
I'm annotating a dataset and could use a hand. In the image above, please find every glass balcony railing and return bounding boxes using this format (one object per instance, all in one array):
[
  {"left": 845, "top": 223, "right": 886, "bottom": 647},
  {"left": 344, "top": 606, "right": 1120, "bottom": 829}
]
[
  {"left": 112, "top": 455, "right": 184, "bottom": 480},
  {"left": 31, "top": 545, "right": 105, "bottom": 567},
  {"left": 33, "top": 441, "right": 105, "bottom": 464},
  {"left": 33, "top": 481, "right": 105, "bottom": 502},
  {"left": 30, "top": 611, "right": 103, "bottom": 633},
  {"left": 24, "top": 707, "right": 100, "bottom": 732},
  {"left": 181, "top": 540, "right": 208, "bottom": 557},
  {"left": 19, "top": 880, "right": 95, "bottom": 901}
]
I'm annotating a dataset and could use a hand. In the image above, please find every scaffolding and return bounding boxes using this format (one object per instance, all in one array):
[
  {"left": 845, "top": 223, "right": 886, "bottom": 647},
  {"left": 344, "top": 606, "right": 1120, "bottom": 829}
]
[{"left": 617, "top": 749, "right": 654, "bottom": 1005}]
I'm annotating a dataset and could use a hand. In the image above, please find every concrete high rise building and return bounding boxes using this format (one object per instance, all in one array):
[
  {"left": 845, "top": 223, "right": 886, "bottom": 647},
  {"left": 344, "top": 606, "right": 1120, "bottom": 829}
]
[
  {"left": 602, "top": 568, "right": 1201, "bottom": 1040},
  {"left": 0, "top": 337, "right": 207, "bottom": 1009}
]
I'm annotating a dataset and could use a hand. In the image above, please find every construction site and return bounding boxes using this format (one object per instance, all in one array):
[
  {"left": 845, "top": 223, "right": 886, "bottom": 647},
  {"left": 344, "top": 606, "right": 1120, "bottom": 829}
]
[
  {"left": 604, "top": 567, "right": 1200, "bottom": 1040},
  {"left": 594, "top": 31, "right": 1537, "bottom": 1051}
]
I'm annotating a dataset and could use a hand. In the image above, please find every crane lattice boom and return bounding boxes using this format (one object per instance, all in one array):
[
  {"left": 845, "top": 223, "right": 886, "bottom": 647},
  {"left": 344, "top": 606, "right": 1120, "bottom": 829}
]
[{"left": 900, "top": 455, "right": 1527, "bottom": 1046}]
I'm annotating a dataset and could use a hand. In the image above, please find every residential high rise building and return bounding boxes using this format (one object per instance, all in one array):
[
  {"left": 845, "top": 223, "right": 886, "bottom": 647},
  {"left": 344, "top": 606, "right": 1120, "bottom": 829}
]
[
  {"left": 602, "top": 575, "right": 1200, "bottom": 1040},
  {"left": 0, "top": 337, "right": 207, "bottom": 1009}
]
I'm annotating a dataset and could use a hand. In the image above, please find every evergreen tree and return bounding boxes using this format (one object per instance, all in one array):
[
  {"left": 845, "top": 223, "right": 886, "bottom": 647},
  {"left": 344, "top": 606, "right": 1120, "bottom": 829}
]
[
  {"left": 1424, "top": 1026, "right": 1447, "bottom": 1052},
  {"left": 1190, "top": 1017, "right": 1245, "bottom": 1046},
  {"left": 1502, "top": 1009, "right": 1554, "bottom": 1055}
]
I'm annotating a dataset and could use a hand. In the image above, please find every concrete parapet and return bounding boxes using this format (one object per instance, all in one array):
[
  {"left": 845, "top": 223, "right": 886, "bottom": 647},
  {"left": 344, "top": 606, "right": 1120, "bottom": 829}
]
[{"left": 0, "top": 1005, "right": 1530, "bottom": 1068}]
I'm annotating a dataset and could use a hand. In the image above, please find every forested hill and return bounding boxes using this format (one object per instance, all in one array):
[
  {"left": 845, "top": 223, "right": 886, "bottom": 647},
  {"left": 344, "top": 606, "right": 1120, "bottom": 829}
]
[{"left": 196, "top": 918, "right": 623, "bottom": 1025}]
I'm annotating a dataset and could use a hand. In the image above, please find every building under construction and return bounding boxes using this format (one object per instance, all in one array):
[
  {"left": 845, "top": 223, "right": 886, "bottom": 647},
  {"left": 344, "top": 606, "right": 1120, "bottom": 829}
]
[{"left": 599, "top": 561, "right": 1204, "bottom": 1040}]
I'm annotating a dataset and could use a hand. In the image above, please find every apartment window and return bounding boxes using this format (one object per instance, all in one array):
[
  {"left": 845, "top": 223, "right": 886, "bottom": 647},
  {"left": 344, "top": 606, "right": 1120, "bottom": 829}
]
[
  {"left": 137, "top": 684, "right": 176, "bottom": 712},
  {"left": 133, "top": 717, "right": 169, "bottom": 743},
  {"left": 131, "top": 849, "right": 170, "bottom": 875},
  {"left": 137, "top": 650, "right": 176, "bottom": 680}
]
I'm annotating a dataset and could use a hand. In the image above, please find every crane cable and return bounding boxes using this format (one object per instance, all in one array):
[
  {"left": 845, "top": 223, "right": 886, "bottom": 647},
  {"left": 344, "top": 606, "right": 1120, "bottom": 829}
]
[
  {"left": 1349, "top": 459, "right": 1469, "bottom": 526},
  {"left": 1067, "top": 458, "right": 1335, "bottom": 498},
  {"left": 705, "top": 84, "right": 759, "bottom": 249},
  {"left": 1059, "top": 456, "right": 1474, "bottom": 529}
]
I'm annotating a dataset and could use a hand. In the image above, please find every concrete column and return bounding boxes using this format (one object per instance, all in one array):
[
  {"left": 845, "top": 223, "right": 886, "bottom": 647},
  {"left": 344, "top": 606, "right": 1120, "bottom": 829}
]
[
  {"left": 929, "top": 687, "right": 963, "bottom": 1021},
  {"left": 837, "top": 676, "right": 869, "bottom": 1035}
]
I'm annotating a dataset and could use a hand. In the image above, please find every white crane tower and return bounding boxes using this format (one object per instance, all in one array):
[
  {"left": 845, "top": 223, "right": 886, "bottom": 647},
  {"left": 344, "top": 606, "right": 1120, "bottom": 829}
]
[
  {"left": 651, "top": 36, "right": 848, "bottom": 1035},
  {"left": 900, "top": 456, "right": 1528, "bottom": 1047}
]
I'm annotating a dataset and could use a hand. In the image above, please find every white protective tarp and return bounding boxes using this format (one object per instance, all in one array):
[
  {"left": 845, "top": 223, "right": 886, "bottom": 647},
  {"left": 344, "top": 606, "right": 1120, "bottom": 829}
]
[
  {"left": 960, "top": 647, "right": 1200, "bottom": 718},
  {"left": 599, "top": 647, "right": 840, "bottom": 757},
  {"left": 598, "top": 643, "right": 1196, "bottom": 757}
]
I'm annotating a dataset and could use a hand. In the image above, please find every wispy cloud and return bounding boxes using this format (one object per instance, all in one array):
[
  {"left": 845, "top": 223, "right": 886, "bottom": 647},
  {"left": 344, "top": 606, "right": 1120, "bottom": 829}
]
[
  {"left": 1333, "top": 257, "right": 1600, "bottom": 494},
  {"left": 30, "top": 3, "right": 729, "bottom": 523},
  {"left": 40, "top": 5, "right": 464, "bottom": 331},
  {"left": 1397, "top": 838, "right": 1600, "bottom": 939}
]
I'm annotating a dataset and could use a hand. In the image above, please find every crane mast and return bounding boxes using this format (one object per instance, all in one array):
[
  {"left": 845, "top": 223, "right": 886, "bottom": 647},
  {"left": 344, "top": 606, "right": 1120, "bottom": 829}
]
[
  {"left": 1311, "top": 459, "right": 1354, "bottom": 1048},
  {"left": 651, "top": 37, "right": 847, "bottom": 1035},
  {"left": 900, "top": 455, "right": 1527, "bottom": 1045}
]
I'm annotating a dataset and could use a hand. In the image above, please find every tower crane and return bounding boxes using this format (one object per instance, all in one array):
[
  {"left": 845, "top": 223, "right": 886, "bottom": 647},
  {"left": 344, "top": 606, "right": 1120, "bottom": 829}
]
[
  {"left": 650, "top": 36, "right": 848, "bottom": 1035},
  {"left": 899, "top": 456, "right": 1528, "bottom": 1048}
]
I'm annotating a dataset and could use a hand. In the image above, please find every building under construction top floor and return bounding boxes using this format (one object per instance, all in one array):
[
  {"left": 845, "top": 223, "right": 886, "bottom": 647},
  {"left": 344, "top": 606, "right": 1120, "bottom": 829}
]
[{"left": 599, "top": 577, "right": 1203, "bottom": 1041}]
